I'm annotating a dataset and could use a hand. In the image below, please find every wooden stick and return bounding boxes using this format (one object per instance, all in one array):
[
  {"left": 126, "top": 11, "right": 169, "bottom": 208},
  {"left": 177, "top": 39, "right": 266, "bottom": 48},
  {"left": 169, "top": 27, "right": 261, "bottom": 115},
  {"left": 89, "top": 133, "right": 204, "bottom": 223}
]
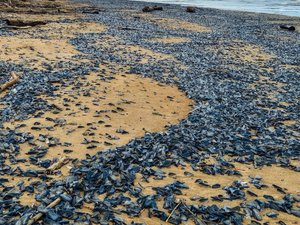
[
  {"left": 0, "top": 72, "right": 19, "bottom": 93},
  {"left": 166, "top": 200, "right": 181, "bottom": 223},
  {"left": 181, "top": 201, "right": 207, "bottom": 225},
  {"left": 48, "top": 157, "right": 69, "bottom": 171},
  {"left": 27, "top": 197, "right": 61, "bottom": 225}
]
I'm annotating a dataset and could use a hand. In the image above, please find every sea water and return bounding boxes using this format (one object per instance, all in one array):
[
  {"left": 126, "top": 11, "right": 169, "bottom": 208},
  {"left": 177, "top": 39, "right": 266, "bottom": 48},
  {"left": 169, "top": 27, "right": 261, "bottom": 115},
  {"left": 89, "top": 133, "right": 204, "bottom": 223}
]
[{"left": 134, "top": 0, "right": 300, "bottom": 17}]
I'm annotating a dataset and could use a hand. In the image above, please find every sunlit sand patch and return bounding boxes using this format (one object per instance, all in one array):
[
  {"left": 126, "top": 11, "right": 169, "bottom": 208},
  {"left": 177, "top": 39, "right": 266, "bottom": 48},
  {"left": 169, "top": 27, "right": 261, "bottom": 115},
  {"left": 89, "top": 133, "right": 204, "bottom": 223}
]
[
  {"left": 281, "top": 120, "right": 298, "bottom": 126},
  {"left": 52, "top": 22, "right": 106, "bottom": 37},
  {"left": 0, "top": 21, "right": 106, "bottom": 69},
  {"left": 118, "top": 162, "right": 300, "bottom": 224},
  {"left": 154, "top": 18, "right": 211, "bottom": 33},
  {"left": 0, "top": 103, "right": 6, "bottom": 110},
  {"left": 5, "top": 70, "right": 193, "bottom": 162},
  {"left": 206, "top": 40, "right": 275, "bottom": 66},
  {"left": 1, "top": 26, "right": 192, "bottom": 208},
  {"left": 255, "top": 105, "right": 285, "bottom": 111},
  {"left": 249, "top": 75, "right": 288, "bottom": 111},
  {"left": 17, "top": 22, "right": 107, "bottom": 39},
  {"left": 150, "top": 37, "right": 191, "bottom": 44},
  {"left": 250, "top": 128, "right": 258, "bottom": 140},
  {"left": 132, "top": 14, "right": 211, "bottom": 33},
  {"left": 19, "top": 193, "right": 38, "bottom": 206},
  {"left": 250, "top": 75, "right": 286, "bottom": 90},
  {"left": 221, "top": 41, "right": 275, "bottom": 65},
  {"left": 278, "top": 101, "right": 290, "bottom": 107},
  {"left": 234, "top": 163, "right": 300, "bottom": 195},
  {"left": 123, "top": 210, "right": 299, "bottom": 225},
  {"left": 92, "top": 35, "right": 185, "bottom": 68},
  {"left": 122, "top": 209, "right": 195, "bottom": 225},
  {"left": 3, "top": 67, "right": 193, "bottom": 207},
  {"left": 77, "top": 156, "right": 299, "bottom": 223},
  {"left": 249, "top": 75, "right": 292, "bottom": 114},
  {"left": 96, "top": 37, "right": 174, "bottom": 63},
  {"left": 76, "top": 161, "right": 300, "bottom": 224},
  {"left": 0, "top": 174, "right": 40, "bottom": 206},
  {"left": 134, "top": 166, "right": 237, "bottom": 206},
  {"left": 136, "top": 163, "right": 300, "bottom": 203},
  {"left": 0, "top": 36, "right": 79, "bottom": 69},
  {"left": 0, "top": 93, "right": 7, "bottom": 108},
  {"left": 280, "top": 64, "right": 300, "bottom": 70},
  {"left": 3, "top": 162, "right": 74, "bottom": 207},
  {"left": 117, "top": 44, "right": 175, "bottom": 64}
]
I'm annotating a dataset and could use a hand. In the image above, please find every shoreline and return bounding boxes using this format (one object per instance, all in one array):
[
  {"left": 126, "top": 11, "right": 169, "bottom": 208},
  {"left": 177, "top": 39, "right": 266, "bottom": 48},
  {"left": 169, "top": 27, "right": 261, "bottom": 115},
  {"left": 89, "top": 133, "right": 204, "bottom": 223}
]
[
  {"left": 0, "top": 0, "right": 300, "bottom": 224},
  {"left": 130, "top": 0, "right": 300, "bottom": 18}
]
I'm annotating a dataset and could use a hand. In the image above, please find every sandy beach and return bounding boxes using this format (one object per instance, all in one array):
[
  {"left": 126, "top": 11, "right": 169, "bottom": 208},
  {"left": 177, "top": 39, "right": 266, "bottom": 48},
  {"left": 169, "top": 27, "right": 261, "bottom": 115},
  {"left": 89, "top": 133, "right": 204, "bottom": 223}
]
[{"left": 0, "top": 0, "right": 299, "bottom": 224}]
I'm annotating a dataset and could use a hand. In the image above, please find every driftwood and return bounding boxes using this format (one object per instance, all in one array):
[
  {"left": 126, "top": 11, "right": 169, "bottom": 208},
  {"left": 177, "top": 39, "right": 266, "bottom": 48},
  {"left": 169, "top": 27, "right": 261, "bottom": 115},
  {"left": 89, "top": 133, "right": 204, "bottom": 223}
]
[
  {"left": 48, "top": 156, "right": 69, "bottom": 171},
  {"left": 186, "top": 7, "right": 196, "bottom": 13},
  {"left": 280, "top": 25, "right": 296, "bottom": 31},
  {"left": 0, "top": 72, "right": 19, "bottom": 93},
  {"left": 5, "top": 19, "right": 47, "bottom": 27},
  {"left": 27, "top": 197, "right": 61, "bottom": 225},
  {"left": 142, "top": 6, "right": 163, "bottom": 12}
]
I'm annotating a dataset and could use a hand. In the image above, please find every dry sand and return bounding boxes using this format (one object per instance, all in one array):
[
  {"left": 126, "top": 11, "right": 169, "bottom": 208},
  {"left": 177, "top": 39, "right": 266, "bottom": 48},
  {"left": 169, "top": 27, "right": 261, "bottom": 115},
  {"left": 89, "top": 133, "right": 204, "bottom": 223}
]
[
  {"left": 121, "top": 163, "right": 300, "bottom": 225},
  {"left": 5, "top": 68, "right": 193, "bottom": 161},
  {"left": 0, "top": 36, "right": 79, "bottom": 69},
  {"left": 150, "top": 37, "right": 191, "bottom": 44},
  {"left": 0, "top": 21, "right": 106, "bottom": 69}
]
